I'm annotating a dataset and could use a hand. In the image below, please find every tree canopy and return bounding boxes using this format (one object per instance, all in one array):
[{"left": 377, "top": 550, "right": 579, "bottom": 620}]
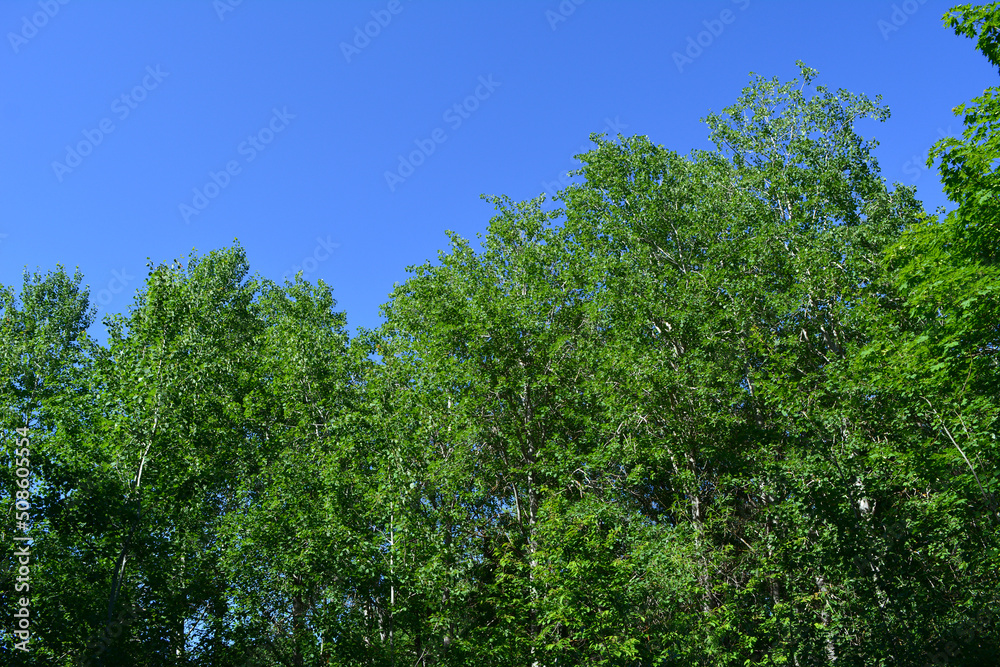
[{"left": 3, "top": 5, "right": 999, "bottom": 666}]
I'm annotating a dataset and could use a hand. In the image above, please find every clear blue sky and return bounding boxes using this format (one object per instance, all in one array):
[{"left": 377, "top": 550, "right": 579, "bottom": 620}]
[{"left": 0, "top": 0, "right": 992, "bottom": 339}]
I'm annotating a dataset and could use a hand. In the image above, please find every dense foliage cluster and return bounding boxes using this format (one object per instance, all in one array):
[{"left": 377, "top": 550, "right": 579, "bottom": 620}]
[{"left": 3, "top": 5, "right": 999, "bottom": 665}]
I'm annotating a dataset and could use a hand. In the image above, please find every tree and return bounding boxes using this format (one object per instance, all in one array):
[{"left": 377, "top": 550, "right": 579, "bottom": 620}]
[
  {"left": 850, "top": 4, "right": 1000, "bottom": 663},
  {"left": 86, "top": 246, "right": 264, "bottom": 665},
  {"left": 217, "top": 276, "right": 372, "bottom": 666},
  {"left": 557, "top": 61, "right": 926, "bottom": 664},
  {"left": 372, "top": 194, "right": 622, "bottom": 665},
  {"left": 0, "top": 267, "right": 108, "bottom": 666}
]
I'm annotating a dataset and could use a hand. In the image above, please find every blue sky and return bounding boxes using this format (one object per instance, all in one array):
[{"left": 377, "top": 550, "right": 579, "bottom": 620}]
[{"left": 0, "top": 0, "right": 992, "bottom": 339}]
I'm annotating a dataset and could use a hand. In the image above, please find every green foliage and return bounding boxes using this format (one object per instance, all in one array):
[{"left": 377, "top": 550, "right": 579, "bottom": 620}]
[{"left": 3, "top": 7, "right": 999, "bottom": 664}]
